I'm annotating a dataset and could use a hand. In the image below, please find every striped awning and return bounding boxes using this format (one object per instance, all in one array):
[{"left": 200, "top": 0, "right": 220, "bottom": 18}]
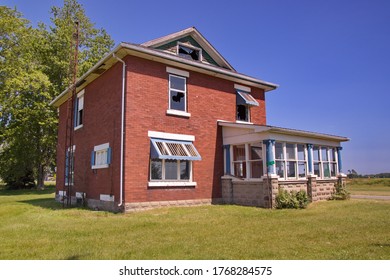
[
  {"left": 150, "top": 138, "right": 202, "bottom": 161},
  {"left": 236, "top": 90, "right": 259, "bottom": 106}
]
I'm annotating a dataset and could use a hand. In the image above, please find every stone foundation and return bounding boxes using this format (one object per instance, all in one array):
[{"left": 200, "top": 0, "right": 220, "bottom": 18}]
[{"left": 221, "top": 175, "right": 341, "bottom": 208}]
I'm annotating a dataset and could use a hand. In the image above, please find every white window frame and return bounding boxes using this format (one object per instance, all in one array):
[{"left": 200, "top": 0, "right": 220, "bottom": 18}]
[
  {"left": 236, "top": 104, "right": 251, "bottom": 123},
  {"left": 92, "top": 143, "right": 111, "bottom": 169},
  {"left": 74, "top": 90, "right": 84, "bottom": 130},
  {"left": 167, "top": 74, "right": 191, "bottom": 117},
  {"left": 275, "top": 142, "right": 308, "bottom": 180},
  {"left": 149, "top": 159, "right": 195, "bottom": 187},
  {"left": 177, "top": 42, "right": 202, "bottom": 61},
  {"left": 231, "top": 143, "right": 264, "bottom": 180}
]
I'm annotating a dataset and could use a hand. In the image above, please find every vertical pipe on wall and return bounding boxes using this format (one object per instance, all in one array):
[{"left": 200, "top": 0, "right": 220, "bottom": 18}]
[{"left": 113, "top": 54, "right": 126, "bottom": 208}]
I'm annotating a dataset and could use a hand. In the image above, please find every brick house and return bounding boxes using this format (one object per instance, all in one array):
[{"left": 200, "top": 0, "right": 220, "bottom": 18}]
[{"left": 51, "top": 27, "right": 349, "bottom": 212}]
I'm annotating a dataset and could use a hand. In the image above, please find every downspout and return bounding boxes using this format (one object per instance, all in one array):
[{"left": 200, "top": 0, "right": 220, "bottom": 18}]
[{"left": 113, "top": 53, "right": 126, "bottom": 208}]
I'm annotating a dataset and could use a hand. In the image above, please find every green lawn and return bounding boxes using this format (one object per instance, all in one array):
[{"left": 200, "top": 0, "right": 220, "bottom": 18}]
[
  {"left": 347, "top": 178, "right": 390, "bottom": 196},
  {"left": 1, "top": 186, "right": 389, "bottom": 260}
]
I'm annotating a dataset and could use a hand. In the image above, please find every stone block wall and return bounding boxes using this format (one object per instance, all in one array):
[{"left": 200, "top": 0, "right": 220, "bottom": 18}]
[{"left": 221, "top": 175, "right": 341, "bottom": 209}]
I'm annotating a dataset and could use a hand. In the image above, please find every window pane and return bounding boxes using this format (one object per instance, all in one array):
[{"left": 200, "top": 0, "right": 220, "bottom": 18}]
[
  {"left": 233, "top": 145, "right": 246, "bottom": 161},
  {"left": 276, "top": 161, "right": 284, "bottom": 178},
  {"left": 250, "top": 161, "right": 263, "bottom": 178},
  {"left": 298, "top": 162, "right": 306, "bottom": 178},
  {"left": 287, "top": 161, "right": 296, "bottom": 178},
  {"left": 321, "top": 147, "right": 328, "bottom": 161},
  {"left": 297, "top": 144, "right": 305, "bottom": 161},
  {"left": 286, "top": 143, "right": 295, "bottom": 160},
  {"left": 236, "top": 105, "right": 248, "bottom": 121},
  {"left": 314, "top": 162, "right": 320, "bottom": 177},
  {"left": 331, "top": 163, "right": 337, "bottom": 177},
  {"left": 234, "top": 162, "right": 246, "bottom": 178},
  {"left": 313, "top": 146, "right": 320, "bottom": 161},
  {"left": 250, "top": 145, "right": 262, "bottom": 160},
  {"left": 165, "top": 160, "right": 178, "bottom": 180},
  {"left": 170, "top": 75, "right": 185, "bottom": 91},
  {"left": 275, "top": 142, "right": 284, "bottom": 159},
  {"left": 323, "top": 162, "right": 330, "bottom": 178},
  {"left": 180, "top": 161, "right": 190, "bottom": 180},
  {"left": 151, "top": 159, "right": 162, "bottom": 180},
  {"left": 170, "top": 90, "right": 185, "bottom": 111},
  {"left": 330, "top": 148, "right": 336, "bottom": 162}
]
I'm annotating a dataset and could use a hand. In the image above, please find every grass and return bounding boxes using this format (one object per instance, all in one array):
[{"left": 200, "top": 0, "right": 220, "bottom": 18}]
[
  {"left": 347, "top": 178, "right": 390, "bottom": 196},
  {"left": 0, "top": 185, "right": 390, "bottom": 260}
]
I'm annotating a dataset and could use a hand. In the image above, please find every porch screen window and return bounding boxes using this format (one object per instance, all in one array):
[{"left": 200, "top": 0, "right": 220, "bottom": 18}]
[
  {"left": 169, "top": 74, "right": 186, "bottom": 112},
  {"left": 232, "top": 143, "right": 264, "bottom": 178},
  {"left": 232, "top": 145, "right": 246, "bottom": 178},
  {"left": 275, "top": 142, "right": 307, "bottom": 180},
  {"left": 316, "top": 147, "right": 337, "bottom": 178},
  {"left": 236, "top": 90, "right": 258, "bottom": 122}
]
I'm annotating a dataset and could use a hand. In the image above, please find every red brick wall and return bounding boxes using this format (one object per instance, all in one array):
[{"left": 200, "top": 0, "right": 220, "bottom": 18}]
[
  {"left": 56, "top": 54, "right": 267, "bottom": 205},
  {"left": 56, "top": 63, "right": 123, "bottom": 201},
  {"left": 122, "top": 55, "right": 266, "bottom": 203}
]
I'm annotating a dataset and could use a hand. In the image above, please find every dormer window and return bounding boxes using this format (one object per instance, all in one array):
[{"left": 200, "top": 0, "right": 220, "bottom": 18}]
[{"left": 177, "top": 43, "right": 202, "bottom": 61}]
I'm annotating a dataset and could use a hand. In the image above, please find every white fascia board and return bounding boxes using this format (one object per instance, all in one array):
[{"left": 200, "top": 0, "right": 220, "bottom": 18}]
[
  {"left": 234, "top": 84, "right": 251, "bottom": 92},
  {"left": 148, "top": 131, "right": 195, "bottom": 141}
]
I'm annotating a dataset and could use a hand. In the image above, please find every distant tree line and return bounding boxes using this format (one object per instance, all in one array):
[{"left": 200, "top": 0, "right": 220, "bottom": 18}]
[{"left": 347, "top": 170, "right": 390, "bottom": 179}]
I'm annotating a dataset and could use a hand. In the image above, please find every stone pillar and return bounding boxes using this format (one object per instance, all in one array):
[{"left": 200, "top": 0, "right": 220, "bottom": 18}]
[
  {"left": 337, "top": 173, "right": 347, "bottom": 188},
  {"left": 307, "top": 174, "right": 318, "bottom": 202},
  {"left": 262, "top": 174, "right": 279, "bottom": 208},
  {"left": 221, "top": 176, "right": 233, "bottom": 204},
  {"left": 263, "top": 139, "right": 276, "bottom": 175},
  {"left": 307, "top": 144, "right": 314, "bottom": 175}
]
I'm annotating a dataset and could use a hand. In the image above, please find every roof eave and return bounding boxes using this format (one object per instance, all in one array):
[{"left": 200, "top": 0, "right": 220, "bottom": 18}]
[{"left": 50, "top": 42, "right": 278, "bottom": 107}]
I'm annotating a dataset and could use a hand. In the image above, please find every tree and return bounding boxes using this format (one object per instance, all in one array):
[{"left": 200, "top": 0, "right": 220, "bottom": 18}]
[
  {"left": 0, "top": 7, "right": 56, "bottom": 189},
  {"left": 38, "top": 0, "right": 114, "bottom": 95},
  {"left": 0, "top": 1, "right": 114, "bottom": 189}
]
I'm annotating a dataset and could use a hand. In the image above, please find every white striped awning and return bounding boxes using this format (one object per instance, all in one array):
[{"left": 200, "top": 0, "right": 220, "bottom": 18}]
[{"left": 150, "top": 138, "right": 201, "bottom": 161}]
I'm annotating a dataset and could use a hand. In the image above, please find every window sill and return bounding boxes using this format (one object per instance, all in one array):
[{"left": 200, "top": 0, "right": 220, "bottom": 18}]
[
  {"left": 148, "top": 181, "right": 197, "bottom": 187},
  {"left": 74, "top": 124, "right": 83, "bottom": 131},
  {"left": 92, "top": 164, "right": 109, "bottom": 169},
  {"left": 235, "top": 120, "right": 253, "bottom": 124},
  {"left": 166, "top": 109, "right": 191, "bottom": 118}
]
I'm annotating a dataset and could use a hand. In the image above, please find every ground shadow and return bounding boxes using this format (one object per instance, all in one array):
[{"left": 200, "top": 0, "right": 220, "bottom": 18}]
[{"left": 19, "top": 197, "right": 64, "bottom": 210}]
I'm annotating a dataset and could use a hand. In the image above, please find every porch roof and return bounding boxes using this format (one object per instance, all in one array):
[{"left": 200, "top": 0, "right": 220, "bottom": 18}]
[{"left": 218, "top": 121, "right": 350, "bottom": 145}]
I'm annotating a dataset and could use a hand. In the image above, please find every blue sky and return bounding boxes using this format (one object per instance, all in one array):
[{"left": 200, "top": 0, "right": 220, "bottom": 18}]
[{"left": 4, "top": 0, "right": 390, "bottom": 175}]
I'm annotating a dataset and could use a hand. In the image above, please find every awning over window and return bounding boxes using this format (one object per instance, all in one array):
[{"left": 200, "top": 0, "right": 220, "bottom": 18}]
[
  {"left": 150, "top": 138, "right": 202, "bottom": 161},
  {"left": 236, "top": 90, "right": 259, "bottom": 106}
]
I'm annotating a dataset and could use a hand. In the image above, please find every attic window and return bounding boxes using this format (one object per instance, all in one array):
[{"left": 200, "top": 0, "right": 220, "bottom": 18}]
[{"left": 178, "top": 43, "right": 201, "bottom": 61}]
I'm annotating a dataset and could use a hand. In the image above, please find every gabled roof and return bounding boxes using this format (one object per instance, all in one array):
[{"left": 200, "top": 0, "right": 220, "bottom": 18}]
[
  {"left": 141, "top": 27, "right": 235, "bottom": 71},
  {"left": 51, "top": 28, "right": 278, "bottom": 107}
]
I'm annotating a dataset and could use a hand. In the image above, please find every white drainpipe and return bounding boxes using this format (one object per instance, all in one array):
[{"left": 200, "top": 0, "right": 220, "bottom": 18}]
[{"left": 113, "top": 53, "right": 126, "bottom": 208}]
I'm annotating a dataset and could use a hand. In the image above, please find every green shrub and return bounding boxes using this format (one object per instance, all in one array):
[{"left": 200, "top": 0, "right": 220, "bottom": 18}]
[
  {"left": 330, "top": 182, "right": 350, "bottom": 200},
  {"left": 275, "top": 189, "right": 309, "bottom": 209}
]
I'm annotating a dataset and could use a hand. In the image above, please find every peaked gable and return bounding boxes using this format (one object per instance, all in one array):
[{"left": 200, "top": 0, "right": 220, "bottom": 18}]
[{"left": 142, "top": 27, "right": 236, "bottom": 71}]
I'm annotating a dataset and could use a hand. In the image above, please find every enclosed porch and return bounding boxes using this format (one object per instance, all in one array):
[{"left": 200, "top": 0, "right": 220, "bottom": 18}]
[{"left": 219, "top": 121, "right": 349, "bottom": 208}]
